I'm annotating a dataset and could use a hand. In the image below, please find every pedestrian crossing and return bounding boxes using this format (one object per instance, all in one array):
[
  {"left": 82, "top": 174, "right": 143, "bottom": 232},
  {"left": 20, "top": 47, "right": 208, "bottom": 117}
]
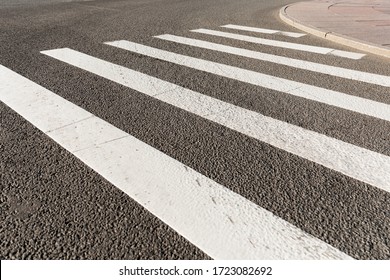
[
  {"left": 1, "top": 23, "right": 389, "bottom": 259},
  {"left": 220, "top": 24, "right": 306, "bottom": 38},
  {"left": 40, "top": 47, "right": 390, "bottom": 192},
  {"left": 154, "top": 34, "right": 390, "bottom": 87},
  {"left": 190, "top": 28, "right": 366, "bottom": 59},
  {"left": 0, "top": 63, "right": 352, "bottom": 260},
  {"left": 103, "top": 40, "right": 390, "bottom": 122}
]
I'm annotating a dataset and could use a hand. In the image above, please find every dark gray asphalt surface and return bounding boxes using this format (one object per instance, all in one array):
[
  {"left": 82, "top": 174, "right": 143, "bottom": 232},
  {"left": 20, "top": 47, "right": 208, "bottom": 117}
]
[{"left": 1, "top": 0, "right": 390, "bottom": 259}]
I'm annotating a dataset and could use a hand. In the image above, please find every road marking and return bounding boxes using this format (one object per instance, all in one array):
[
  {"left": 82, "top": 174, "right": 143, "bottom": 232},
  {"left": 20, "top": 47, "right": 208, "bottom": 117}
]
[
  {"left": 221, "top": 24, "right": 306, "bottom": 38},
  {"left": 191, "top": 29, "right": 365, "bottom": 59},
  {"left": 104, "top": 40, "right": 390, "bottom": 122},
  {"left": 155, "top": 34, "right": 390, "bottom": 87},
  {"left": 0, "top": 74, "right": 93, "bottom": 133},
  {"left": 40, "top": 48, "right": 390, "bottom": 193},
  {"left": 0, "top": 64, "right": 352, "bottom": 260}
]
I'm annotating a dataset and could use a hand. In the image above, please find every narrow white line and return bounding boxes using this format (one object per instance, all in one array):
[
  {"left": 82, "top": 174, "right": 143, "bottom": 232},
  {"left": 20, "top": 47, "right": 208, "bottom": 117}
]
[
  {"left": 103, "top": 40, "right": 390, "bottom": 122},
  {"left": 191, "top": 29, "right": 365, "bottom": 59},
  {"left": 0, "top": 64, "right": 352, "bottom": 260},
  {"left": 155, "top": 34, "right": 390, "bottom": 87},
  {"left": 221, "top": 24, "right": 306, "bottom": 38},
  {"left": 40, "top": 48, "right": 390, "bottom": 193}
]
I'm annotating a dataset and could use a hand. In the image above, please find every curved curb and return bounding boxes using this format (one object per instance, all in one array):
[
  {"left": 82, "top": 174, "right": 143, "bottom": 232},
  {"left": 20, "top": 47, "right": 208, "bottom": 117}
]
[{"left": 279, "top": 4, "right": 390, "bottom": 59}]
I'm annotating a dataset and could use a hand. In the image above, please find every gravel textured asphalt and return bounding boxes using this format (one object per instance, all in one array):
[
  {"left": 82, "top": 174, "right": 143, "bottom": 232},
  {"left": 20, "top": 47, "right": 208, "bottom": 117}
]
[{"left": 1, "top": 0, "right": 390, "bottom": 259}]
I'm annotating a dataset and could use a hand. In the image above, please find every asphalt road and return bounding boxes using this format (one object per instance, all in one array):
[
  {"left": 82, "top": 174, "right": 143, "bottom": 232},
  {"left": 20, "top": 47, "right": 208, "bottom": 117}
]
[{"left": 1, "top": 0, "right": 389, "bottom": 259}]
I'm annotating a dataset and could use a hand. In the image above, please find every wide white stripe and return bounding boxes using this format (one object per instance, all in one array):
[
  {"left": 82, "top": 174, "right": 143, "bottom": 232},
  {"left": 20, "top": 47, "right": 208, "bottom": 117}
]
[
  {"left": 40, "top": 48, "right": 390, "bottom": 193},
  {"left": 104, "top": 40, "right": 390, "bottom": 122},
  {"left": 0, "top": 76, "right": 93, "bottom": 133},
  {"left": 0, "top": 64, "right": 351, "bottom": 260},
  {"left": 221, "top": 24, "right": 306, "bottom": 38},
  {"left": 155, "top": 34, "right": 390, "bottom": 87},
  {"left": 191, "top": 29, "right": 365, "bottom": 59}
]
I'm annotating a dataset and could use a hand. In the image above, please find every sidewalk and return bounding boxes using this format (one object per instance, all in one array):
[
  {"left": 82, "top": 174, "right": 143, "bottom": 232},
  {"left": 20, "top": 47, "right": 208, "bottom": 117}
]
[{"left": 280, "top": 0, "right": 390, "bottom": 58}]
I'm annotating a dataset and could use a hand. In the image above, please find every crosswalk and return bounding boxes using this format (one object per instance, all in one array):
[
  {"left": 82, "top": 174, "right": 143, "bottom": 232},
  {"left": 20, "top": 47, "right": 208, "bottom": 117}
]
[
  {"left": 102, "top": 40, "right": 390, "bottom": 122},
  {"left": 220, "top": 24, "right": 306, "bottom": 38},
  {"left": 190, "top": 28, "right": 366, "bottom": 59},
  {"left": 154, "top": 34, "right": 390, "bottom": 87},
  {"left": 1, "top": 23, "right": 389, "bottom": 259}
]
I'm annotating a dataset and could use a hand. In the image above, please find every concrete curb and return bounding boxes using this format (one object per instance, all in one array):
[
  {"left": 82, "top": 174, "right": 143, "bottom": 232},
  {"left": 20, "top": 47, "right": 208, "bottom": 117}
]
[{"left": 279, "top": 4, "right": 390, "bottom": 59}]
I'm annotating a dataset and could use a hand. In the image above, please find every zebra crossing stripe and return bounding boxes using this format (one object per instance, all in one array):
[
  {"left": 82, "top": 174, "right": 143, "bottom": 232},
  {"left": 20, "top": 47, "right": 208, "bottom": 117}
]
[
  {"left": 0, "top": 64, "right": 352, "bottom": 259},
  {"left": 155, "top": 34, "right": 390, "bottom": 87},
  {"left": 105, "top": 40, "right": 390, "bottom": 122},
  {"left": 190, "top": 29, "right": 365, "bottom": 59},
  {"left": 40, "top": 48, "right": 390, "bottom": 193},
  {"left": 221, "top": 24, "right": 306, "bottom": 38}
]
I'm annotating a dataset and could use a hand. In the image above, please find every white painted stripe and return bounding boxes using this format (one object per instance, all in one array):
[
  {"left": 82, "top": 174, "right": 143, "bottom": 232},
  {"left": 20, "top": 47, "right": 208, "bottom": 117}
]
[
  {"left": 191, "top": 29, "right": 365, "bottom": 59},
  {"left": 104, "top": 40, "right": 390, "bottom": 122},
  {"left": 155, "top": 34, "right": 390, "bottom": 87},
  {"left": 0, "top": 64, "right": 351, "bottom": 260},
  {"left": 221, "top": 24, "right": 306, "bottom": 38},
  {"left": 0, "top": 75, "right": 93, "bottom": 133},
  {"left": 40, "top": 48, "right": 390, "bottom": 194}
]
